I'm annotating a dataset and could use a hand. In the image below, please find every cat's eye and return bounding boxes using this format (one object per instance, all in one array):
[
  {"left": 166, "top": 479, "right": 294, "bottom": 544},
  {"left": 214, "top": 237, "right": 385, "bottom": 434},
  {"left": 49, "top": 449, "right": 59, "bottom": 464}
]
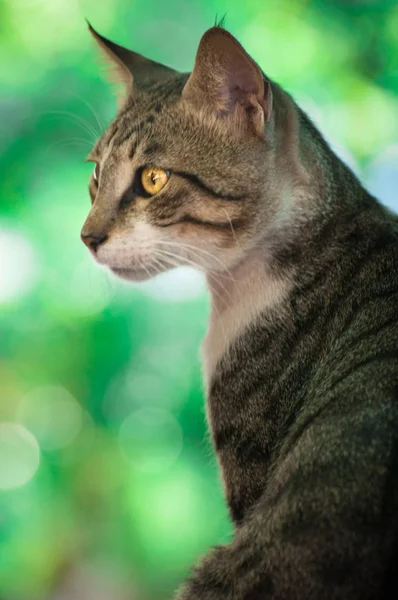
[
  {"left": 93, "top": 163, "right": 100, "bottom": 185},
  {"left": 140, "top": 167, "right": 169, "bottom": 196}
]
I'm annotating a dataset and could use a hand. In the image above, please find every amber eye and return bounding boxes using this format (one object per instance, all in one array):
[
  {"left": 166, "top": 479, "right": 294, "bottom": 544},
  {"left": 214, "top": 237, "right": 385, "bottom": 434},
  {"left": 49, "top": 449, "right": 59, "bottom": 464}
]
[
  {"left": 140, "top": 167, "right": 169, "bottom": 196},
  {"left": 93, "top": 163, "right": 100, "bottom": 185}
]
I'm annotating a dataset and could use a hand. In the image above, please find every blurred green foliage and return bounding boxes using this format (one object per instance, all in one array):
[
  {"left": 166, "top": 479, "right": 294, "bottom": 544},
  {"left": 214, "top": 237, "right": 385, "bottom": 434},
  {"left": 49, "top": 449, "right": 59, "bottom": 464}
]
[{"left": 0, "top": 0, "right": 397, "bottom": 598}]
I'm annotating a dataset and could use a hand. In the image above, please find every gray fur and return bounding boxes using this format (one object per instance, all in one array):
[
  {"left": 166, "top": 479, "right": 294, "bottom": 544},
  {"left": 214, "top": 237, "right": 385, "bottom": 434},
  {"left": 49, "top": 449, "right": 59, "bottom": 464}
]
[{"left": 82, "top": 24, "right": 398, "bottom": 600}]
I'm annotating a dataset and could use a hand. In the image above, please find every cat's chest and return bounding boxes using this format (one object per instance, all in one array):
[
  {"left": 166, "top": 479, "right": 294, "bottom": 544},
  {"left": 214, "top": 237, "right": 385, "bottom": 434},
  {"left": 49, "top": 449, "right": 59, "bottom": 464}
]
[
  {"left": 206, "top": 367, "right": 278, "bottom": 523},
  {"left": 204, "top": 338, "right": 294, "bottom": 523},
  {"left": 202, "top": 271, "right": 293, "bottom": 391}
]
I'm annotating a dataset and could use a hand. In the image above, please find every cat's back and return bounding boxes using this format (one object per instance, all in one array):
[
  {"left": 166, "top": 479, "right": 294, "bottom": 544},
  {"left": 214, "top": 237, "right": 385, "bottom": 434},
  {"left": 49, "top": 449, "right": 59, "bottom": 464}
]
[
  {"left": 262, "top": 205, "right": 398, "bottom": 597},
  {"left": 307, "top": 198, "right": 398, "bottom": 402},
  {"left": 284, "top": 197, "right": 398, "bottom": 461}
]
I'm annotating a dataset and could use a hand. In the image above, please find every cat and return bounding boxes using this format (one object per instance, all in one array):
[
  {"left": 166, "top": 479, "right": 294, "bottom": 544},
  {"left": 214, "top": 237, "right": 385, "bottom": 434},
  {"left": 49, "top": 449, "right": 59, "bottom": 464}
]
[{"left": 81, "top": 21, "right": 398, "bottom": 600}]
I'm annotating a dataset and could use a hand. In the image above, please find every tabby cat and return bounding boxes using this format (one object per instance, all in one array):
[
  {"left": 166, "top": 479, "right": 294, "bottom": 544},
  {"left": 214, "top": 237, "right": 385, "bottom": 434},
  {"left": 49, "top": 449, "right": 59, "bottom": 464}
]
[{"left": 81, "top": 22, "right": 398, "bottom": 600}]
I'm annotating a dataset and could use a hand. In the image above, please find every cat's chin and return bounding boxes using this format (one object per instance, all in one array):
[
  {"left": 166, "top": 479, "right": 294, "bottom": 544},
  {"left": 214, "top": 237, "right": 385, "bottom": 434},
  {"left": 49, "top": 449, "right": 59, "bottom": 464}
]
[{"left": 110, "top": 267, "right": 154, "bottom": 282}]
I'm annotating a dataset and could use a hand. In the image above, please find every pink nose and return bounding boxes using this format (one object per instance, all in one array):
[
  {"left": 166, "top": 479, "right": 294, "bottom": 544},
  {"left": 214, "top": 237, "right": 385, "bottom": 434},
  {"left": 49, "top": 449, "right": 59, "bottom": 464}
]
[{"left": 80, "top": 231, "right": 108, "bottom": 252}]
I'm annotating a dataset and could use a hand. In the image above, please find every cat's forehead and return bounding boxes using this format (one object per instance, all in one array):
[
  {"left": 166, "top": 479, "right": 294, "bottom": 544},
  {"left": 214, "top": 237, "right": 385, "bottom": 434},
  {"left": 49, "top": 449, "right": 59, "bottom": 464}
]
[{"left": 93, "top": 74, "right": 189, "bottom": 158}]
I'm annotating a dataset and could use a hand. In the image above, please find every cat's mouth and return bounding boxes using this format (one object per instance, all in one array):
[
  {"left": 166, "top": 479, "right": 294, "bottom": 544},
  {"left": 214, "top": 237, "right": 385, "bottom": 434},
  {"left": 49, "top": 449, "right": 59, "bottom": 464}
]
[{"left": 110, "top": 266, "right": 154, "bottom": 282}]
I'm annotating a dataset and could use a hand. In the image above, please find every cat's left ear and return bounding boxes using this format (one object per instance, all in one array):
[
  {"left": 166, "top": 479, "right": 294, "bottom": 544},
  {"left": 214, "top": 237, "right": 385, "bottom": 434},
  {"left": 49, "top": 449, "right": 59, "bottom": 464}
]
[
  {"left": 182, "top": 27, "right": 272, "bottom": 136},
  {"left": 87, "top": 22, "right": 176, "bottom": 102}
]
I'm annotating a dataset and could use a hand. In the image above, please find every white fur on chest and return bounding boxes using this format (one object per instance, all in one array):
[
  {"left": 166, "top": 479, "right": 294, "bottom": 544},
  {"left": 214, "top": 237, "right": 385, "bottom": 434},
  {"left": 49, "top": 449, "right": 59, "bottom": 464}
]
[{"left": 201, "top": 258, "right": 293, "bottom": 391}]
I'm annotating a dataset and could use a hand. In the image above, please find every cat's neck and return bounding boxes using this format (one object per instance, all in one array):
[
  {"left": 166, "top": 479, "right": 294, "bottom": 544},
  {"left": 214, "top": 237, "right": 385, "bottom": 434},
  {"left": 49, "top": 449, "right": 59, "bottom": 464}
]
[{"left": 202, "top": 249, "right": 293, "bottom": 388}]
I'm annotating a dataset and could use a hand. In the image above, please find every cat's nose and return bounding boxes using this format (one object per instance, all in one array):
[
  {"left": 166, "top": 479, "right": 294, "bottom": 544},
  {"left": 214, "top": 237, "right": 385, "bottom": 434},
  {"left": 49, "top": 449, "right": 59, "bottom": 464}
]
[{"left": 81, "top": 231, "right": 108, "bottom": 252}]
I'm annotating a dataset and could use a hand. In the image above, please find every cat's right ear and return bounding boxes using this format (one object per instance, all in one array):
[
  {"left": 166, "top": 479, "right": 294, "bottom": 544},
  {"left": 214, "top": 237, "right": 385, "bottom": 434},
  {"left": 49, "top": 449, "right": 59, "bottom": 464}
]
[
  {"left": 182, "top": 27, "right": 272, "bottom": 136},
  {"left": 87, "top": 22, "right": 176, "bottom": 104}
]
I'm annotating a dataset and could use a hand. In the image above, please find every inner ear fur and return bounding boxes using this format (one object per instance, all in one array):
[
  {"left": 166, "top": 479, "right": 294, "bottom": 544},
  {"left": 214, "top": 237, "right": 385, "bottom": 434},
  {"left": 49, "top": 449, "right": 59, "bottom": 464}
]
[
  {"left": 87, "top": 22, "right": 177, "bottom": 101},
  {"left": 182, "top": 26, "right": 272, "bottom": 135}
]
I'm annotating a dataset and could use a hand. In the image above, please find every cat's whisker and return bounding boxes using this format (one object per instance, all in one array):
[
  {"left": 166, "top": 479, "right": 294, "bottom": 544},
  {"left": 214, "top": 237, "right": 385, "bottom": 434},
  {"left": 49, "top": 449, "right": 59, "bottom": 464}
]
[
  {"left": 151, "top": 252, "right": 184, "bottom": 281},
  {"left": 220, "top": 208, "right": 245, "bottom": 298},
  {"left": 154, "top": 247, "right": 205, "bottom": 273},
  {"left": 153, "top": 239, "right": 236, "bottom": 281},
  {"left": 147, "top": 258, "right": 160, "bottom": 278},
  {"left": 151, "top": 255, "right": 168, "bottom": 276},
  {"left": 222, "top": 208, "right": 242, "bottom": 252},
  {"left": 52, "top": 110, "right": 100, "bottom": 140},
  {"left": 145, "top": 253, "right": 161, "bottom": 275},
  {"left": 46, "top": 137, "right": 93, "bottom": 149},
  {"left": 148, "top": 257, "right": 161, "bottom": 276},
  {"left": 144, "top": 260, "right": 156, "bottom": 277},
  {"left": 138, "top": 258, "right": 153, "bottom": 279},
  {"left": 44, "top": 111, "right": 99, "bottom": 144},
  {"left": 154, "top": 249, "right": 232, "bottom": 307},
  {"left": 158, "top": 244, "right": 224, "bottom": 319},
  {"left": 154, "top": 246, "right": 235, "bottom": 303},
  {"left": 177, "top": 246, "right": 235, "bottom": 280},
  {"left": 67, "top": 92, "right": 106, "bottom": 135},
  {"left": 40, "top": 138, "right": 94, "bottom": 161},
  {"left": 153, "top": 249, "right": 181, "bottom": 269},
  {"left": 153, "top": 249, "right": 194, "bottom": 274}
]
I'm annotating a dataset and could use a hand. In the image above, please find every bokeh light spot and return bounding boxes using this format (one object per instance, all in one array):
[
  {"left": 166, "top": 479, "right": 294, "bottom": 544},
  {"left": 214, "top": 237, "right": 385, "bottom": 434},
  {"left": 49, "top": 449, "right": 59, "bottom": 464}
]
[
  {"left": 118, "top": 408, "right": 183, "bottom": 472},
  {"left": 19, "top": 386, "right": 83, "bottom": 452},
  {"left": 0, "top": 228, "right": 38, "bottom": 303},
  {"left": 366, "top": 144, "right": 398, "bottom": 212},
  {"left": 0, "top": 423, "right": 40, "bottom": 490},
  {"left": 67, "top": 258, "right": 113, "bottom": 316},
  {"left": 134, "top": 267, "right": 206, "bottom": 302}
]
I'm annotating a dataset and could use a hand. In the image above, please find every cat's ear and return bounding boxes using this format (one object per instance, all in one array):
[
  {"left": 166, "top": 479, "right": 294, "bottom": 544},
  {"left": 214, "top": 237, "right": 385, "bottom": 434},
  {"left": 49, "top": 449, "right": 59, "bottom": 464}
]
[
  {"left": 87, "top": 22, "right": 176, "bottom": 102},
  {"left": 182, "top": 27, "right": 272, "bottom": 135}
]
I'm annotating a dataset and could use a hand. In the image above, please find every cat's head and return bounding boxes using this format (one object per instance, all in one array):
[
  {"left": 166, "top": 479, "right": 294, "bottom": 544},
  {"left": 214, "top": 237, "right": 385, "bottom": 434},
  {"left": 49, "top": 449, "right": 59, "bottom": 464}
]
[{"left": 81, "top": 24, "right": 276, "bottom": 281}]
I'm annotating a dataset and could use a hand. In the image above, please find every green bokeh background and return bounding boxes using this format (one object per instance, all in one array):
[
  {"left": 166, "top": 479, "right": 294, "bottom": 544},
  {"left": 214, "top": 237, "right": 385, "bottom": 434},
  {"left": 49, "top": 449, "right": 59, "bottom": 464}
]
[{"left": 0, "top": 0, "right": 397, "bottom": 598}]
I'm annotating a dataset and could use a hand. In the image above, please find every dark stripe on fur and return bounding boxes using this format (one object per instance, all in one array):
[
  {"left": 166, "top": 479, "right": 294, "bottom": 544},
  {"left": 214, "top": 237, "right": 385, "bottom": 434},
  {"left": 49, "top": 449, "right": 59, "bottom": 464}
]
[
  {"left": 157, "top": 214, "right": 244, "bottom": 230},
  {"left": 174, "top": 170, "right": 244, "bottom": 201}
]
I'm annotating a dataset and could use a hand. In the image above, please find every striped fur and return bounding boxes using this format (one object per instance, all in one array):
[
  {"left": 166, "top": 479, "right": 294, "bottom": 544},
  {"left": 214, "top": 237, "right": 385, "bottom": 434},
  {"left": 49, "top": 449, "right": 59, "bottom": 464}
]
[{"left": 82, "top": 24, "right": 398, "bottom": 600}]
